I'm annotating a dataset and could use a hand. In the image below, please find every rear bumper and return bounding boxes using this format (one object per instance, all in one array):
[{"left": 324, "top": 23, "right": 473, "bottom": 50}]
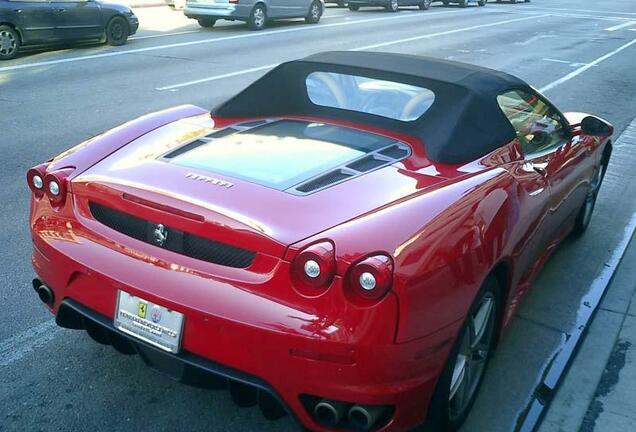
[
  {"left": 30, "top": 207, "right": 456, "bottom": 431},
  {"left": 348, "top": 0, "right": 390, "bottom": 6},
  {"left": 184, "top": 5, "right": 250, "bottom": 20}
]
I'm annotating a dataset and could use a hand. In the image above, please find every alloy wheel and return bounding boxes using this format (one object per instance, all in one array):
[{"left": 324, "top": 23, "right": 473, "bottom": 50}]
[
  {"left": 311, "top": 2, "right": 320, "bottom": 20},
  {"left": 581, "top": 166, "right": 604, "bottom": 229},
  {"left": 0, "top": 29, "right": 17, "bottom": 57},
  {"left": 254, "top": 7, "right": 266, "bottom": 28},
  {"left": 448, "top": 292, "right": 496, "bottom": 421}
]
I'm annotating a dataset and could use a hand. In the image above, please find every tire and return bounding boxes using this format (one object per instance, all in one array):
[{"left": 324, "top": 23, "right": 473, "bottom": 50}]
[
  {"left": 459, "top": 0, "right": 468, "bottom": 8},
  {"left": 571, "top": 163, "right": 606, "bottom": 237},
  {"left": 426, "top": 275, "right": 500, "bottom": 432},
  {"left": 305, "top": 0, "right": 322, "bottom": 24},
  {"left": 510, "top": 0, "right": 517, "bottom": 3},
  {"left": 106, "top": 16, "right": 129, "bottom": 46},
  {"left": 419, "top": 0, "right": 432, "bottom": 10},
  {"left": 197, "top": 18, "right": 217, "bottom": 28},
  {"left": 478, "top": 0, "right": 486, "bottom": 5},
  {"left": 442, "top": 0, "right": 449, "bottom": 5},
  {"left": 0, "top": 25, "right": 20, "bottom": 60},
  {"left": 386, "top": 0, "right": 399, "bottom": 12},
  {"left": 349, "top": 4, "right": 359, "bottom": 10},
  {"left": 248, "top": 4, "right": 267, "bottom": 30},
  {"left": 337, "top": 0, "right": 349, "bottom": 6}
]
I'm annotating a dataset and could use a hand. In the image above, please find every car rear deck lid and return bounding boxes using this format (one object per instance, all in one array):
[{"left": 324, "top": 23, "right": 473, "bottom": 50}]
[{"left": 162, "top": 119, "right": 411, "bottom": 195}]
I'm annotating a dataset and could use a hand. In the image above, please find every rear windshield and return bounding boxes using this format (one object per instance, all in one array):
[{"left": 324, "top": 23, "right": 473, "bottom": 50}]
[
  {"left": 166, "top": 120, "right": 396, "bottom": 190},
  {"left": 306, "top": 72, "right": 436, "bottom": 121}
]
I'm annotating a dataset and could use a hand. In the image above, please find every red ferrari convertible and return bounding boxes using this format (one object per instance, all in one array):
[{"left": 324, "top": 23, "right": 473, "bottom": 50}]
[{"left": 27, "top": 52, "right": 613, "bottom": 432}]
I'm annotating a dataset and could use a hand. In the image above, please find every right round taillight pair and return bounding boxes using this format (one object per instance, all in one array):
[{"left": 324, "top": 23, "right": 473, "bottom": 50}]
[{"left": 292, "top": 241, "right": 393, "bottom": 303}]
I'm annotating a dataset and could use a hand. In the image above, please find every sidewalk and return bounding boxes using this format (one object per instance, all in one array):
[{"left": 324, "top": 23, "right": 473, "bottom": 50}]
[{"left": 539, "top": 228, "right": 636, "bottom": 432}]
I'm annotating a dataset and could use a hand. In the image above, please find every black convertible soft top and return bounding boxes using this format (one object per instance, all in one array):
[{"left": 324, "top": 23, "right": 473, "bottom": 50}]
[{"left": 213, "top": 51, "right": 531, "bottom": 164}]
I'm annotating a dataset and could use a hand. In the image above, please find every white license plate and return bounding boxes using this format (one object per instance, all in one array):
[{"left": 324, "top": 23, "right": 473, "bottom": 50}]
[{"left": 114, "top": 290, "right": 184, "bottom": 354}]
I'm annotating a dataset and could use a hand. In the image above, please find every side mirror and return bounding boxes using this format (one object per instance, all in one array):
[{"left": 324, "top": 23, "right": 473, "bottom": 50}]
[{"left": 580, "top": 115, "right": 613, "bottom": 137}]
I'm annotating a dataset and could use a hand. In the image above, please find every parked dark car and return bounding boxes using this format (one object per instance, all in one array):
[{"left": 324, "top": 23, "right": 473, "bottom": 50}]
[
  {"left": 348, "top": 0, "right": 432, "bottom": 12},
  {"left": 0, "top": 0, "right": 139, "bottom": 60}
]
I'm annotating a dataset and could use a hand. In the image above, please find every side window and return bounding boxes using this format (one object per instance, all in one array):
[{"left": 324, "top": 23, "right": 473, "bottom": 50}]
[{"left": 497, "top": 90, "right": 568, "bottom": 156}]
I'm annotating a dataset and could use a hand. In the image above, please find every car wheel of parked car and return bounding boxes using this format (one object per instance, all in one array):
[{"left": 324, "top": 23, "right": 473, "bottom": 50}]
[
  {"left": 337, "top": 0, "right": 349, "bottom": 6},
  {"left": 0, "top": 25, "right": 20, "bottom": 60},
  {"left": 305, "top": 0, "right": 322, "bottom": 23},
  {"left": 478, "top": 0, "right": 487, "bottom": 6},
  {"left": 426, "top": 275, "right": 500, "bottom": 432},
  {"left": 419, "top": 0, "right": 432, "bottom": 10},
  {"left": 106, "top": 16, "right": 130, "bottom": 46},
  {"left": 572, "top": 163, "right": 606, "bottom": 236},
  {"left": 348, "top": 4, "right": 359, "bottom": 10},
  {"left": 442, "top": 0, "right": 450, "bottom": 5},
  {"left": 510, "top": 0, "right": 517, "bottom": 3},
  {"left": 386, "top": 0, "right": 399, "bottom": 12},
  {"left": 248, "top": 4, "right": 267, "bottom": 30},
  {"left": 197, "top": 18, "right": 217, "bottom": 28}
]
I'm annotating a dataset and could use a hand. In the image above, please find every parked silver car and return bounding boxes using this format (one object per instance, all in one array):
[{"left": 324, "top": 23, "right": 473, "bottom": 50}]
[{"left": 184, "top": 0, "right": 324, "bottom": 30}]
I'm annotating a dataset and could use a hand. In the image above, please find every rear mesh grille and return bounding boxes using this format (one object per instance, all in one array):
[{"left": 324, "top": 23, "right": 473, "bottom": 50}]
[
  {"left": 295, "top": 171, "right": 352, "bottom": 193},
  {"left": 347, "top": 156, "right": 386, "bottom": 172},
  {"left": 89, "top": 202, "right": 256, "bottom": 268}
]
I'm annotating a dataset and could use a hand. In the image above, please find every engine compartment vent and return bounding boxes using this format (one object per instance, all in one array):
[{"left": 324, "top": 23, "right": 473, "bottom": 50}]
[{"left": 295, "top": 170, "right": 353, "bottom": 193}]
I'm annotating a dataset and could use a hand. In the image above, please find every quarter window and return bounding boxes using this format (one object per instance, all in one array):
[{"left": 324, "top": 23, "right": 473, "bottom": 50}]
[{"left": 497, "top": 90, "right": 568, "bottom": 155}]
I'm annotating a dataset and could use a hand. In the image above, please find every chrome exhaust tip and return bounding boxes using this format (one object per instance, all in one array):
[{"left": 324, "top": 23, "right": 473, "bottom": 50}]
[
  {"left": 35, "top": 283, "right": 54, "bottom": 305},
  {"left": 348, "top": 404, "right": 387, "bottom": 431},
  {"left": 314, "top": 399, "right": 347, "bottom": 428}
]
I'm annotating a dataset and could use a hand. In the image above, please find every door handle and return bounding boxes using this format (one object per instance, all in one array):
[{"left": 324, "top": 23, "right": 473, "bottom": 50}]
[
  {"left": 14, "top": 9, "right": 22, "bottom": 13},
  {"left": 56, "top": 7, "right": 66, "bottom": 12},
  {"left": 523, "top": 162, "right": 548, "bottom": 177}
]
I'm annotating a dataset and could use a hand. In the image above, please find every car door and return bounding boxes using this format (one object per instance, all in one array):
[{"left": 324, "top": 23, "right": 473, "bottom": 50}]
[
  {"left": 499, "top": 89, "right": 596, "bottom": 251},
  {"left": 267, "top": 0, "right": 304, "bottom": 18},
  {"left": 497, "top": 90, "right": 560, "bottom": 276},
  {"left": 6, "top": 0, "right": 56, "bottom": 44},
  {"left": 50, "top": 0, "right": 102, "bottom": 40}
]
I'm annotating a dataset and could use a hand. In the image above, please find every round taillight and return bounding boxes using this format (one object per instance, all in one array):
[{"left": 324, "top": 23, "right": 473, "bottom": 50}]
[
  {"left": 26, "top": 164, "right": 50, "bottom": 198},
  {"left": 347, "top": 255, "right": 393, "bottom": 302},
  {"left": 33, "top": 175, "right": 43, "bottom": 190},
  {"left": 292, "top": 241, "right": 336, "bottom": 293},
  {"left": 48, "top": 180, "right": 60, "bottom": 196},
  {"left": 43, "top": 168, "right": 73, "bottom": 206}
]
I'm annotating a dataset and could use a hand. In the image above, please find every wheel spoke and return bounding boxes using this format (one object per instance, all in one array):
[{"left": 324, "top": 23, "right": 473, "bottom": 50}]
[{"left": 470, "top": 296, "right": 494, "bottom": 349}]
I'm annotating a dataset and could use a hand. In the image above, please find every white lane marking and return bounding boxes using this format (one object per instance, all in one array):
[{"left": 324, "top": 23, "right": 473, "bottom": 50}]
[
  {"left": 130, "top": 30, "right": 201, "bottom": 40},
  {"left": 539, "top": 38, "right": 636, "bottom": 93},
  {"left": 542, "top": 58, "right": 598, "bottom": 68},
  {"left": 156, "top": 13, "right": 550, "bottom": 91},
  {"left": 542, "top": 58, "right": 571, "bottom": 64},
  {"left": 521, "top": 6, "right": 636, "bottom": 16},
  {"left": 605, "top": 21, "right": 636, "bottom": 32},
  {"left": 350, "top": 13, "right": 551, "bottom": 51},
  {"left": 157, "top": 63, "right": 279, "bottom": 91},
  {"left": 0, "top": 8, "right": 481, "bottom": 74},
  {"left": 0, "top": 320, "right": 60, "bottom": 367}
]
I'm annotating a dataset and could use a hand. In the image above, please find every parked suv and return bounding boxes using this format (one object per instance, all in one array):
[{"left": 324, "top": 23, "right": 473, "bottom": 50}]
[
  {"left": 184, "top": 0, "right": 324, "bottom": 30},
  {"left": 0, "top": 0, "right": 138, "bottom": 60}
]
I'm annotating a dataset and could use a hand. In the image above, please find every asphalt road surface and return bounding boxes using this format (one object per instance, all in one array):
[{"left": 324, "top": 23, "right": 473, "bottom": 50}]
[{"left": 2, "top": 1, "right": 636, "bottom": 431}]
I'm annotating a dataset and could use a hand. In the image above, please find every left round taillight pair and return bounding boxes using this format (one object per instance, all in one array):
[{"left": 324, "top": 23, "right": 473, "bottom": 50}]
[{"left": 27, "top": 164, "right": 73, "bottom": 206}]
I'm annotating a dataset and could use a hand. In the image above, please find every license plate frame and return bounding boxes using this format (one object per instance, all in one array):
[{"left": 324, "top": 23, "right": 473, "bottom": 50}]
[{"left": 114, "top": 290, "right": 184, "bottom": 354}]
